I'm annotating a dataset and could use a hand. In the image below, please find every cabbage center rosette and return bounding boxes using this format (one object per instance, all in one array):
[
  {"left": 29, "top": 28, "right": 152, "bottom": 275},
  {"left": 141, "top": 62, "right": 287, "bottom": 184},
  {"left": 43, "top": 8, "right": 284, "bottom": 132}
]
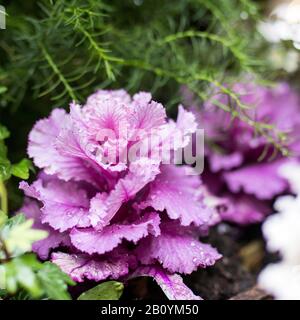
[{"left": 19, "top": 90, "right": 221, "bottom": 300}]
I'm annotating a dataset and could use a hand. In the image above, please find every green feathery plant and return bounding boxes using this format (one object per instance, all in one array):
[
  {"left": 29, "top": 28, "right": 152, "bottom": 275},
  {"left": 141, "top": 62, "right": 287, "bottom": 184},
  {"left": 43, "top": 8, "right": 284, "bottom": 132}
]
[{"left": 0, "top": 0, "right": 288, "bottom": 156}]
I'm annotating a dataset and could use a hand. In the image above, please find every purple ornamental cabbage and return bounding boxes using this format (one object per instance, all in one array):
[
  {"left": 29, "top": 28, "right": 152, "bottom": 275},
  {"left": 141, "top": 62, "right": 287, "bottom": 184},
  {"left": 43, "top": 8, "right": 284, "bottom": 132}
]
[
  {"left": 184, "top": 83, "right": 300, "bottom": 225},
  {"left": 20, "top": 90, "right": 221, "bottom": 300}
]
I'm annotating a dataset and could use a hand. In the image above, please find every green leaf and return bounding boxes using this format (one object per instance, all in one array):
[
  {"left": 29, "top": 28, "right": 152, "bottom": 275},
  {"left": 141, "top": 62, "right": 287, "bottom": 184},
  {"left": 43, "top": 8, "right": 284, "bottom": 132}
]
[
  {"left": 0, "top": 126, "right": 12, "bottom": 181},
  {"left": 37, "top": 262, "right": 75, "bottom": 300},
  {"left": 0, "top": 87, "right": 7, "bottom": 95},
  {"left": 10, "top": 289, "right": 31, "bottom": 300},
  {"left": 78, "top": 281, "right": 124, "bottom": 300},
  {"left": 2, "top": 218, "right": 48, "bottom": 255},
  {"left": 0, "top": 125, "right": 10, "bottom": 140},
  {"left": 0, "top": 266, "right": 5, "bottom": 290},
  {"left": 0, "top": 157, "right": 11, "bottom": 181},
  {"left": 5, "top": 213, "right": 26, "bottom": 227},
  {"left": 11, "top": 159, "right": 33, "bottom": 180},
  {"left": 1, "top": 257, "right": 74, "bottom": 300},
  {"left": 0, "top": 209, "right": 7, "bottom": 227},
  {"left": 0, "top": 140, "right": 8, "bottom": 158},
  {"left": 2, "top": 254, "right": 43, "bottom": 298},
  {"left": 0, "top": 288, "right": 7, "bottom": 297}
]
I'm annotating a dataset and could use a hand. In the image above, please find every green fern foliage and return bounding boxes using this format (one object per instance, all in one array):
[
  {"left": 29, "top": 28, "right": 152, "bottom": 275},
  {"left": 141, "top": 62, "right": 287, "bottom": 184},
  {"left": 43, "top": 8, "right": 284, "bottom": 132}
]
[
  {"left": 0, "top": 0, "right": 262, "bottom": 106},
  {"left": 1, "top": 0, "right": 286, "bottom": 153}
]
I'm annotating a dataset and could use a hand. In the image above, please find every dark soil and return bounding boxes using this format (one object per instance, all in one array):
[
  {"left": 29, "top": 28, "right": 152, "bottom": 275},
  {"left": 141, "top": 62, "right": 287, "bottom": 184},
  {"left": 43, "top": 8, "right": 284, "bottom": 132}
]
[
  {"left": 124, "top": 223, "right": 275, "bottom": 300},
  {"left": 185, "top": 224, "right": 260, "bottom": 300}
]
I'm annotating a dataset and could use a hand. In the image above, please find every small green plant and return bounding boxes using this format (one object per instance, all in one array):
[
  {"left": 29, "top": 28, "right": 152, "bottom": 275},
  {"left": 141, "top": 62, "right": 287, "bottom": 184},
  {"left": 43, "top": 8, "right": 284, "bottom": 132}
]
[{"left": 78, "top": 281, "right": 124, "bottom": 300}]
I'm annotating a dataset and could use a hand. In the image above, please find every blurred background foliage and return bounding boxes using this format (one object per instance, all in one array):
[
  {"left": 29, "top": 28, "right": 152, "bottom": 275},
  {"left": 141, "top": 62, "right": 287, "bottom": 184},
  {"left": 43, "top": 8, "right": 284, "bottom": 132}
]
[{"left": 0, "top": 0, "right": 269, "bottom": 158}]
